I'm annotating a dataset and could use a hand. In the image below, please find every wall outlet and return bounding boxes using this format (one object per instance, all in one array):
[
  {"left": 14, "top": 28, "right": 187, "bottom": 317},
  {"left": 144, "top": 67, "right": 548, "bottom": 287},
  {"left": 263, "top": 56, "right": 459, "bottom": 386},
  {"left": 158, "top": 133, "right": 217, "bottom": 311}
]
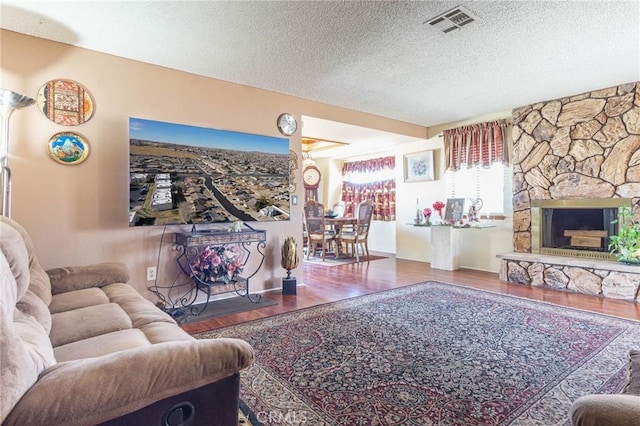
[{"left": 146, "top": 266, "right": 157, "bottom": 281}]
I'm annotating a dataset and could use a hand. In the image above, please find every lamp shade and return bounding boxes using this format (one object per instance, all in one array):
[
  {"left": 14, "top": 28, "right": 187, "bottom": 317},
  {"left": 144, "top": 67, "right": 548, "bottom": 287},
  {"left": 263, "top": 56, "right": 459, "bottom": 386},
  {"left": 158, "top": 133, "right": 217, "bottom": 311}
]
[{"left": 0, "top": 89, "right": 35, "bottom": 118}]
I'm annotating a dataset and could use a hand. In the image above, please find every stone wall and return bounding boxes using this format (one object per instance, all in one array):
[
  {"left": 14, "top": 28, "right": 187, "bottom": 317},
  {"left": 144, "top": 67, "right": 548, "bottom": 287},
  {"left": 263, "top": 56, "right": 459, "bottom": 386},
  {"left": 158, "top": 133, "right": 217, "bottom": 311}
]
[{"left": 511, "top": 82, "right": 640, "bottom": 252}]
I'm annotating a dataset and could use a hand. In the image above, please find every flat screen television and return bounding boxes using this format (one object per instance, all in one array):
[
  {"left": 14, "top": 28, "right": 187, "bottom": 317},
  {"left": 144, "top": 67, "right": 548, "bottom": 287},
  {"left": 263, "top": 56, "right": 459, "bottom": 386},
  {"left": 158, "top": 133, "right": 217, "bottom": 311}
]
[{"left": 129, "top": 117, "right": 291, "bottom": 227}]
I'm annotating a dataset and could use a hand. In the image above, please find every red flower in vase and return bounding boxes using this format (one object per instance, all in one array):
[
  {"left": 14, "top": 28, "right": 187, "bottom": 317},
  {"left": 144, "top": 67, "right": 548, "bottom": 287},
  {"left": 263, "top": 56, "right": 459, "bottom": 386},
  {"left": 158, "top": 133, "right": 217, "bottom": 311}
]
[{"left": 433, "top": 201, "right": 445, "bottom": 217}]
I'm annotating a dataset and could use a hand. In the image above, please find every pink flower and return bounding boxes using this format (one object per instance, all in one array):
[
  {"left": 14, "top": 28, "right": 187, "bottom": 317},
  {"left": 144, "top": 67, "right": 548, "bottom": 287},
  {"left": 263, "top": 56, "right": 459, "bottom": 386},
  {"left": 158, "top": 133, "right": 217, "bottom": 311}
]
[
  {"left": 423, "top": 207, "right": 432, "bottom": 217},
  {"left": 433, "top": 201, "right": 445, "bottom": 216}
]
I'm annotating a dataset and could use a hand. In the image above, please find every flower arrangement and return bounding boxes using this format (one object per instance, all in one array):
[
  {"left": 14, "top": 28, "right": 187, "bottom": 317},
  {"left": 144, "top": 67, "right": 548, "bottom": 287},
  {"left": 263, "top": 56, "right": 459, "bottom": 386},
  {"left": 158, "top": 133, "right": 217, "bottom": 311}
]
[
  {"left": 190, "top": 245, "right": 243, "bottom": 283},
  {"left": 433, "top": 201, "right": 445, "bottom": 217},
  {"left": 422, "top": 207, "right": 432, "bottom": 217}
]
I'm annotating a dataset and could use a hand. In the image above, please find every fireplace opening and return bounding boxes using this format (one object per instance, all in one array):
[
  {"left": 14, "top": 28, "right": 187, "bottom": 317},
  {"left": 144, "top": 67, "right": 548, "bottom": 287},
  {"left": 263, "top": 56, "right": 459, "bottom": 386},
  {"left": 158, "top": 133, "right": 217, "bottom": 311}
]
[
  {"left": 542, "top": 208, "right": 617, "bottom": 252},
  {"left": 531, "top": 198, "right": 632, "bottom": 260}
]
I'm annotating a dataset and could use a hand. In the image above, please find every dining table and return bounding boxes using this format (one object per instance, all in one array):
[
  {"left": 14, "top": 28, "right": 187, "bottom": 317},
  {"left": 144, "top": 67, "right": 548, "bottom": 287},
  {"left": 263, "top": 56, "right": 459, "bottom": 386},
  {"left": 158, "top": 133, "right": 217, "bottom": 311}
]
[{"left": 324, "top": 216, "right": 360, "bottom": 261}]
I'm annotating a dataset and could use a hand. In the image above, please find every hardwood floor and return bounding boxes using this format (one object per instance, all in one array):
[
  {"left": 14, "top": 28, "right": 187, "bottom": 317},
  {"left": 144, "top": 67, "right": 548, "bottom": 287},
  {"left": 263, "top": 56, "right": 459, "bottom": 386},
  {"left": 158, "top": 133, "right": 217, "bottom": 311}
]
[{"left": 180, "top": 254, "right": 640, "bottom": 334}]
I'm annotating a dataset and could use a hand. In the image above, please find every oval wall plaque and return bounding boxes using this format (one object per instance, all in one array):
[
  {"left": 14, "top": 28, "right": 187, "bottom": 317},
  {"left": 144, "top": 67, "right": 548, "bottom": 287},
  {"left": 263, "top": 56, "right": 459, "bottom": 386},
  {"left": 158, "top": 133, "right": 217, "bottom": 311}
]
[
  {"left": 37, "top": 79, "right": 95, "bottom": 126},
  {"left": 47, "top": 132, "right": 90, "bottom": 165}
]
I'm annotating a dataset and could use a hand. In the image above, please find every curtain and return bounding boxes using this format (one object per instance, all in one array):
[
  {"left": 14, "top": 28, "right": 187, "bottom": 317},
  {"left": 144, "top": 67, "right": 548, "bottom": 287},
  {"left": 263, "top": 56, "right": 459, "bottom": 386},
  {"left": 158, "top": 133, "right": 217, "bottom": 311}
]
[
  {"left": 341, "top": 156, "right": 396, "bottom": 221},
  {"left": 341, "top": 156, "right": 395, "bottom": 174},
  {"left": 443, "top": 120, "right": 509, "bottom": 171}
]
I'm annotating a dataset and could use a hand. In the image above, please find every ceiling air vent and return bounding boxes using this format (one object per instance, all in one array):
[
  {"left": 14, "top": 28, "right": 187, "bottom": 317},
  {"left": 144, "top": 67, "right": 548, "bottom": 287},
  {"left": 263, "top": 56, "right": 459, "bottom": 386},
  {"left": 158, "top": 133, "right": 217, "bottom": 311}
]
[{"left": 425, "top": 6, "right": 477, "bottom": 33}]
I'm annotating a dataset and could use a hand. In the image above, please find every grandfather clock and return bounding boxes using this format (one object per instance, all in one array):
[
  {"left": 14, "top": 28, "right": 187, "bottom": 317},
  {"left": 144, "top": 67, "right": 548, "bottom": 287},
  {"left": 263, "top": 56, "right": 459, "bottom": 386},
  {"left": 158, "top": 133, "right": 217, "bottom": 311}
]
[{"left": 302, "top": 165, "right": 321, "bottom": 202}]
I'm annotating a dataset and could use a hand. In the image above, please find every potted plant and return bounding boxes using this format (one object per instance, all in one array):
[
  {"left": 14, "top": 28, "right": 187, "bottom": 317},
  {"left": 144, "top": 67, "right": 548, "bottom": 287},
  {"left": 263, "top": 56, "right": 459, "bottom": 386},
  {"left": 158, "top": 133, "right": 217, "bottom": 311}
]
[{"left": 609, "top": 206, "right": 640, "bottom": 264}]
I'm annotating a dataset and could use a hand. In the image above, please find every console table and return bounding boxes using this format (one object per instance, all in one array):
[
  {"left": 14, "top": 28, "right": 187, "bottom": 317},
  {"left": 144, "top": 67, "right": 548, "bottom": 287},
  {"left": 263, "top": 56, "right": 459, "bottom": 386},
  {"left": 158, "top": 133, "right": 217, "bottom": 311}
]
[
  {"left": 161, "top": 225, "right": 266, "bottom": 321},
  {"left": 411, "top": 224, "right": 496, "bottom": 271}
]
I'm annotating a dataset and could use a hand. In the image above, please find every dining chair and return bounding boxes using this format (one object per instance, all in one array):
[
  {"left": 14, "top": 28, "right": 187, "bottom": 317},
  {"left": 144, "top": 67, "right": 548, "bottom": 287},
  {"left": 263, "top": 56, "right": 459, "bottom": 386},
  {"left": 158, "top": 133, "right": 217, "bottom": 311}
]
[
  {"left": 331, "top": 201, "right": 346, "bottom": 218},
  {"left": 303, "top": 200, "right": 336, "bottom": 260},
  {"left": 338, "top": 199, "right": 374, "bottom": 262}
]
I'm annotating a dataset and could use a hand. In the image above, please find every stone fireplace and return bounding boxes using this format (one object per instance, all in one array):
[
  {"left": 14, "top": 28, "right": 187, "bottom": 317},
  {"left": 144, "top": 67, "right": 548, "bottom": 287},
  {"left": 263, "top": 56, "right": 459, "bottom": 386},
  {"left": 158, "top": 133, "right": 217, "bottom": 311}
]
[{"left": 499, "top": 81, "right": 640, "bottom": 303}]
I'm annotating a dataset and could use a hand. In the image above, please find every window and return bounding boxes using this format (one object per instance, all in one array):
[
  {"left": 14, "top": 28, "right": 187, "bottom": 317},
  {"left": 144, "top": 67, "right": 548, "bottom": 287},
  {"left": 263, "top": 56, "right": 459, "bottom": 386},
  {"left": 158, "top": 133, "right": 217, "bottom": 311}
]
[
  {"left": 341, "top": 156, "right": 396, "bottom": 221},
  {"left": 444, "top": 163, "right": 507, "bottom": 215},
  {"left": 442, "top": 119, "right": 510, "bottom": 216}
]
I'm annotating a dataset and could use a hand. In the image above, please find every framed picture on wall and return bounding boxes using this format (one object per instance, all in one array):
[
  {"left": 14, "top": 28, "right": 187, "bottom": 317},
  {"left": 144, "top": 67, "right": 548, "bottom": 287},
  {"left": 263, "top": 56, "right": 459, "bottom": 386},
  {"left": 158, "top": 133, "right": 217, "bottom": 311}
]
[{"left": 403, "top": 150, "right": 435, "bottom": 182}]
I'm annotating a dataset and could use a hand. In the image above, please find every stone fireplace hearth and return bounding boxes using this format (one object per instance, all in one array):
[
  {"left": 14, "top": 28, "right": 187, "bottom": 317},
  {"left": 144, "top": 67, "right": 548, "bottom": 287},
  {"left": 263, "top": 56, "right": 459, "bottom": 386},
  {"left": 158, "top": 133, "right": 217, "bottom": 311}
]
[{"left": 500, "top": 81, "right": 640, "bottom": 303}]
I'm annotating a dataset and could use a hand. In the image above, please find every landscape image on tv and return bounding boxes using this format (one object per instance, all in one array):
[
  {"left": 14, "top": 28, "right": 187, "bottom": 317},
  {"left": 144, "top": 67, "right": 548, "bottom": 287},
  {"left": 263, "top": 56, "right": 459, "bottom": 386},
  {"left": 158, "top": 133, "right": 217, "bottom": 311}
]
[{"left": 129, "top": 117, "right": 290, "bottom": 227}]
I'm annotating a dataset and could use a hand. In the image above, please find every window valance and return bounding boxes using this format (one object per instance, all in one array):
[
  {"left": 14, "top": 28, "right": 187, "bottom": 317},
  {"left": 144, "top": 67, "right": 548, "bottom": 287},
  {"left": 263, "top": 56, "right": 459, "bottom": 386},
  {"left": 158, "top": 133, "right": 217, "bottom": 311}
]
[
  {"left": 443, "top": 120, "right": 509, "bottom": 171},
  {"left": 342, "top": 156, "right": 395, "bottom": 175}
]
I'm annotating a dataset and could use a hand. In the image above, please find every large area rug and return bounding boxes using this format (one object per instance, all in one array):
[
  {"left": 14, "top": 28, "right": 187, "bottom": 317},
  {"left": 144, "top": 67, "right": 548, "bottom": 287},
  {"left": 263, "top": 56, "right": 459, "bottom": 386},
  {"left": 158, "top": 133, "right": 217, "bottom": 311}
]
[{"left": 195, "top": 281, "right": 640, "bottom": 425}]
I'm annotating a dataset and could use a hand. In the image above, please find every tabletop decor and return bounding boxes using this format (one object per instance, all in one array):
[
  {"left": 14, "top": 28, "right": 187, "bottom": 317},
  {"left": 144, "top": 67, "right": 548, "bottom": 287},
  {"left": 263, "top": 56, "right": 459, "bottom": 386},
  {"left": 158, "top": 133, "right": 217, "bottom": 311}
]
[
  {"left": 47, "top": 131, "right": 90, "bottom": 165},
  {"left": 432, "top": 200, "right": 445, "bottom": 223},
  {"left": 281, "top": 236, "right": 299, "bottom": 294},
  {"left": 37, "top": 79, "right": 95, "bottom": 126},
  {"left": 414, "top": 198, "right": 424, "bottom": 224},
  {"left": 189, "top": 245, "right": 243, "bottom": 284},
  {"left": 422, "top": 207, "right": 432, "bottom": 225},
  {"left": 444, "top": 198, "right": 465, "bottom": 224}
]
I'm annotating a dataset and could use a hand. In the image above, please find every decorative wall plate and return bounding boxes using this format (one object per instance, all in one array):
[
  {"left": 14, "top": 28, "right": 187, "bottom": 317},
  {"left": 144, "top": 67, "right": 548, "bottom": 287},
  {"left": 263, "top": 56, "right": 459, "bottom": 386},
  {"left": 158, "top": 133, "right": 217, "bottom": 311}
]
[
  {"left": 47, "top": 132, "right": 90, "bottom": 165},
  {"left": 37, "top": 79, "right": 95, "bottom": 126},
  {"left": 289, "top": 150, "right": 298, "bottom": 193}
]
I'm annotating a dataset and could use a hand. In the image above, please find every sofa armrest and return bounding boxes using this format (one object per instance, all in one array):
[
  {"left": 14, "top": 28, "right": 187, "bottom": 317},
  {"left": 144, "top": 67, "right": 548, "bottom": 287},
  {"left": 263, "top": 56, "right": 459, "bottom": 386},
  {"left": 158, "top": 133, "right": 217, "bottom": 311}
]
[
  {"left": 570, "top": 394, "right": 640, "bottom": 426},
  {"left": 4, "top": 338, "right": 254, "bottom": 426},
  {"left": 46, "top": 262, "right": 130, "bottom": 294}
]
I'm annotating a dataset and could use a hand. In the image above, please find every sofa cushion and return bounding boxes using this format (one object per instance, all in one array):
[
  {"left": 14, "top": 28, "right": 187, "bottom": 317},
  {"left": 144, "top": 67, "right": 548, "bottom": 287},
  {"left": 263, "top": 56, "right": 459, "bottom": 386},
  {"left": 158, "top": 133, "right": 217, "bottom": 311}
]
[
  {"left": 0, "top": 217, "right": 31, "bottom": 302},
  {"left": 102, "top": 283, "right": 176, "bottom": 327},
  {"left": 0, "top": 216, "right": 51, "bottom": 306},
  {"left": 47, "top": 262, "right": 130, "bottom": 295},
  {"left": 54, "top": 329, "right": 152, "bottom": 362},
  {"left": 139, "top": 322, "right": 194, "bottom": 344},
  {"left": 49, "top": 287, "right": 110, "bottom": 314},
  {"left": 16, "top": 289, "right": 52, "bottom": 334},
  {"left": 50, "top": 303, "right": 132, "bottom": 347},
  {"left": 0, "top": 254, "right": 55, "bottom": 424},
  {"left": 13, "top": 310, "right": 57, "bottom": 369},
  {"left": 622, "top": 349, "right": 640, "bottom": 396}
]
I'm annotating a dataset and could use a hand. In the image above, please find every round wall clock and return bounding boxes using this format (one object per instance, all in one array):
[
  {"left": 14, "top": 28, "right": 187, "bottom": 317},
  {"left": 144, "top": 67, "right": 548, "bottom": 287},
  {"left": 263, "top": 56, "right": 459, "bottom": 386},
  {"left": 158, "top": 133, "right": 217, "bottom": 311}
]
[
  {"left": 277, "top": 113, "right": 297, "bottom": 136},
  {"left": 302, "top": 165, "right": 321, "bottom": 189}
]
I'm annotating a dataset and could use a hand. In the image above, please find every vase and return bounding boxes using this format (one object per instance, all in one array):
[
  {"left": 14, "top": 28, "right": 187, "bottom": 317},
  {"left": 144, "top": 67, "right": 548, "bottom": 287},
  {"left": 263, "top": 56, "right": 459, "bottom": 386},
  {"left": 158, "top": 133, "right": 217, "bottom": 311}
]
[{"left": 415, "top": 209, "right": 424, "bottom": 225}]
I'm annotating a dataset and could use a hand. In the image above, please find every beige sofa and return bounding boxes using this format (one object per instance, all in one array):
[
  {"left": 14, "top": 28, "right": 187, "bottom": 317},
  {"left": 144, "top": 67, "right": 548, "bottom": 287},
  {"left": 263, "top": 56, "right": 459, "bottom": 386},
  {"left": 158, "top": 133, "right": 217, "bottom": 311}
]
[
  {"left": 570, "top": 350, "right": 640, "bottom": 426},
  {"left": 0, "top": 216, "right": 254, "bottom": 425}
]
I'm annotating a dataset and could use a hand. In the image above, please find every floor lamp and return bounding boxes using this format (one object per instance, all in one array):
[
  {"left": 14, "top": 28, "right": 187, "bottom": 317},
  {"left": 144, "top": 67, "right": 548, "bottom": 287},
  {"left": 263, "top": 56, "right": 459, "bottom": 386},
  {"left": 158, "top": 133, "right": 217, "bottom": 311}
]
[{"left": 0, "top": 89, "right": 35, "bottom": 217}]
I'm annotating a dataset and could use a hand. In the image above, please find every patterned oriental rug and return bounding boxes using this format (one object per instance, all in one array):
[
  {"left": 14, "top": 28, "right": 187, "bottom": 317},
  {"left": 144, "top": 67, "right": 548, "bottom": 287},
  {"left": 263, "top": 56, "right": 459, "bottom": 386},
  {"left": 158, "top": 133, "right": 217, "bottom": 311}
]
[{"left": 195, "top": 281, "right": 640, "bottom": 425}]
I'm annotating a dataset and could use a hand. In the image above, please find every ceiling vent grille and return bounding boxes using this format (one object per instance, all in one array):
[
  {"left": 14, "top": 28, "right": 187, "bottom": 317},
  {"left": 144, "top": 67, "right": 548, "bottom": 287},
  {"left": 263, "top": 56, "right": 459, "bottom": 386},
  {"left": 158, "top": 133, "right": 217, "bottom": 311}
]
[{"left": 425, "top": 6, "right": 477, "bottom": 33}]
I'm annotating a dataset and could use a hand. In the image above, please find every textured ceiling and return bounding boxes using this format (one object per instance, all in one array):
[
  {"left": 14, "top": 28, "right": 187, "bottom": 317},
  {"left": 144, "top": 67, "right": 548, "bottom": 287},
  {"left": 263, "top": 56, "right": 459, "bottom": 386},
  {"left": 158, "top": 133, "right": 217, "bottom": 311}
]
[{"left": 1, "top": 1, "right": 639, "bottom": 131}]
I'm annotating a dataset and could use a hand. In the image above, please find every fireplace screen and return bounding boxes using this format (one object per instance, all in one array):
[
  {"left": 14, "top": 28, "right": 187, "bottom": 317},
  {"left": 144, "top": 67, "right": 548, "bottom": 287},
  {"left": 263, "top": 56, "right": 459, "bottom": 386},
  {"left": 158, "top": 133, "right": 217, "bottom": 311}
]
[
  {"left": 531, "top": 199, "right": 632, "bottom": 260},
  {"left": 541, "top": 208, "right": 616, "bottom": 252}
]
